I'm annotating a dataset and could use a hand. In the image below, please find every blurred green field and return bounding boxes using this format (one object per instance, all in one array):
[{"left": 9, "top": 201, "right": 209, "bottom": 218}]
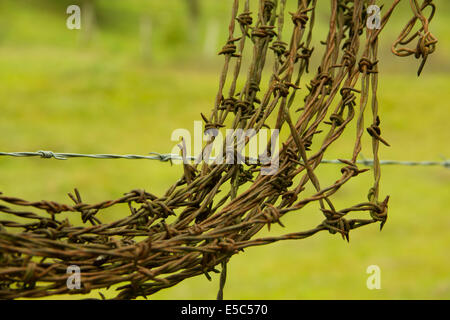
[{"left": 0, "top": 1, "right": 449, "bottom": 299}]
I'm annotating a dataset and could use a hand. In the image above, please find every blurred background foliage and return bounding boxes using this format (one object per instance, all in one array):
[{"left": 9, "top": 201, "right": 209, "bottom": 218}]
[{"left": 0, "top": 0, "right": 449, "bottom": 299}]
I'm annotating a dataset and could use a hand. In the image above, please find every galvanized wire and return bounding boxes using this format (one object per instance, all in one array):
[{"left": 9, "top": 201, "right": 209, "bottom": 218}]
[
  {"left": 0, "top": 151, "right": 189, "bottom": 162},
  {"left": 0, "top": 150, "right": 448, "bottom": 168}
]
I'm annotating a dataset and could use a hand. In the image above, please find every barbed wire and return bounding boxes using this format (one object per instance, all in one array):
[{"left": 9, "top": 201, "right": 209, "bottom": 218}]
[
  {"left": 0, "top": 0, "right": 442, "bottom": 300},
  {"left": 0, "top": 150, "right": 448, "bottom": 168}
]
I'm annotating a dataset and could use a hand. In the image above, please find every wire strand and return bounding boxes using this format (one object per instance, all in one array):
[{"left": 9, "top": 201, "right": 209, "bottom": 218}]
[{"left": 0, "top": 150, "right": 448, "bottom": 168}]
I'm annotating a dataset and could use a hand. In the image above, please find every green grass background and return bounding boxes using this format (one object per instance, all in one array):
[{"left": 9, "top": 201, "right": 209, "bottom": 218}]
[{"left": 0, "top": 0, "right": 449, "bottom": 299}]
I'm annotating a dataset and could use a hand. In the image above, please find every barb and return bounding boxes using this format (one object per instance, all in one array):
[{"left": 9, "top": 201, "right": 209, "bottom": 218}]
[{"left": 0, "top": 151, "right": 448, "bottom": 168}]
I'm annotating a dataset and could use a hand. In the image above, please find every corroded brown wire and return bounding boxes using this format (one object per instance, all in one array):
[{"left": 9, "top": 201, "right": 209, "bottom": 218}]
[{"left": 0, "top": 0, "right": 437, "bottom": 300}]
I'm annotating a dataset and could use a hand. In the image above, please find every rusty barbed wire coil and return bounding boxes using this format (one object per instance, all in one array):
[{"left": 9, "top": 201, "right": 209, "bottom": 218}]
[{"left": 0, "top": 0, "right": 439, "bottom": 300}]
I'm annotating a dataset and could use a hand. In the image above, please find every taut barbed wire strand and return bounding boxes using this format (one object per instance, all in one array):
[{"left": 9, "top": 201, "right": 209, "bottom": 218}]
[{"left": 0, "top": 150, "right": 448, "bottom": 168}]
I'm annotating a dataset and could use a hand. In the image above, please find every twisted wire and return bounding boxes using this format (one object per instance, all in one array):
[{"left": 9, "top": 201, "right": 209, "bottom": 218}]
[
  {"left": 0, "top": 0, "right": 439, "bottom": 300},
  {"left": 0, "top": 151, "right": 448, "bottom": 168}
]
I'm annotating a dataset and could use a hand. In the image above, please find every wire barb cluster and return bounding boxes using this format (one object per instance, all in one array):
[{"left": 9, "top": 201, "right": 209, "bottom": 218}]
[{"left": 0, "top": 0, "right": 438, "bottom": 300}]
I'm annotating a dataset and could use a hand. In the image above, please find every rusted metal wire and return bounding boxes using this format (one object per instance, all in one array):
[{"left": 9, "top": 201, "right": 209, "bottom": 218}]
[{"left": 0, "top": 0, "right": 438, "bottom": 300}]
